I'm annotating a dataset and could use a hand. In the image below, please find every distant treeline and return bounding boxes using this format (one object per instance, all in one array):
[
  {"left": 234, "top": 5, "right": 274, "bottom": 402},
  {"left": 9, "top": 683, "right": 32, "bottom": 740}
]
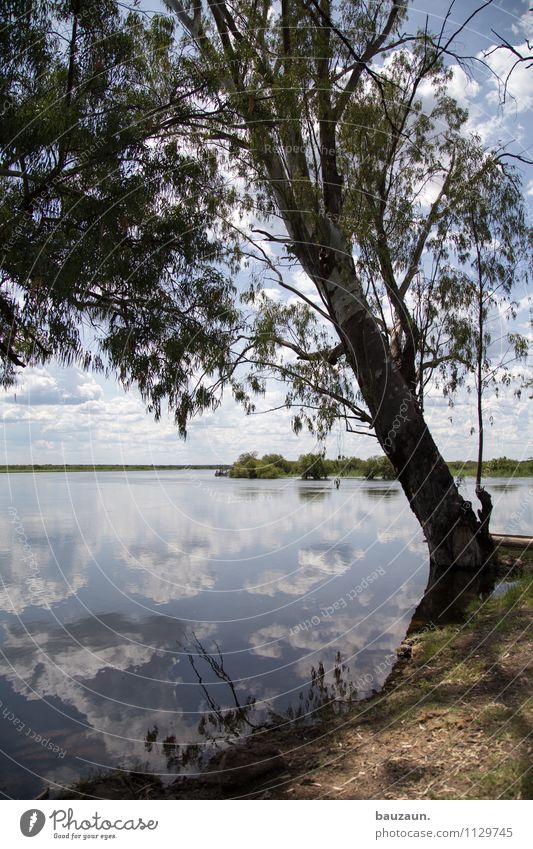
[
  {"left": 228, "top": 453, "right": 533, "bottom": 480},
  {"left": 2, "top": 456, "right": 531, "bottom": 478},
  {"left": 448, "top": 457, "right": 533, "bottom": 477},
  {"left": 0, "top": 464, "right": 230, "bottom": 473},
  {"left": 229, "top": 453, "right": 395, "bottom": 480}
]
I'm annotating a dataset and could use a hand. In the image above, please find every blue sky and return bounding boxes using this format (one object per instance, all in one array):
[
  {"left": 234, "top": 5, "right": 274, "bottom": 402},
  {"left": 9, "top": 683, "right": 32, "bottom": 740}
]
[{"left": 1, "top": 0, "right": 531, "bottom": 465}]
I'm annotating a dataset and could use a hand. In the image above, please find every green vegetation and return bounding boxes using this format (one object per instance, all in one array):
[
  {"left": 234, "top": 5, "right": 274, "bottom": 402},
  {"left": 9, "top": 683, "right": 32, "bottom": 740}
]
[
  {"left": 2, "top": 1, "right": 530, "bottom": 567},
  {"left": 448, "top": 457, "right": 533, "bottom": 478},
  {"left": 0, "top": 464, "right": 230, "bottom": 473},
  {"left": 228, "top": 452, "right": 381, "bottom": 480},
  {"left": 226, "top": 454, "right": 532, "bottom": 480},
  {"left": 3, "top": 456, "right": 531, "bottom": 477},
  {"left": 297, "top": 454, "right": 328, "bottom": 480},
  {"left": 361, "top": 456, "right": 396, "bottom": 480},
  {"left": 227, "top": 453, "right": 289, "bottom": 479}
]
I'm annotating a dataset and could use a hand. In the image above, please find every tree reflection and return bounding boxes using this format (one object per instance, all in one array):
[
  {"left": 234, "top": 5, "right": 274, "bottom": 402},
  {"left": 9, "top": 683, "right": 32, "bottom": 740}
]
[
  {"left": 408, "top": 558, "right": 502, "bottom": 632},
  {"left": 145, "top": 640, "right": 358, "bottom": 773},
  {"left": 144, "top": 630, "right": 258, "bottom": 770},
  {"left": 363, "top": 487, "right": 400, "bottom": 499},
  {"left": 297, "top": 486, "right": 330, "bottom": 502},
  {"left": 286, "top": 652, "right": 356, "bottom": 721},
  {"left": 187, "top": 632, "right": 257, "bottom": 735},
  {"left": 144, "top": 726, "right": 201, "bottom": 771},
  {"left": 145, "top": 561, "right": 504, "bottom": 775}
]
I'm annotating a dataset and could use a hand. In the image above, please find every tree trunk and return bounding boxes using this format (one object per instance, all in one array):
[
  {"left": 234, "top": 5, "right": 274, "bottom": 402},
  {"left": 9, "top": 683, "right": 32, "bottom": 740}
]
[
  {"left": 320, "top": 253, "right": 494, "bottom": 569},
  {"left": 475, "top": 283, "right": 484, "bottom": 492},
  {"left": 278, "top": 210, "right": 494, "bottom": 568},
  {"left": 347, "top": 308, "right": 491, "bottom": 566},
  {"left": 407, "top": 558, "right": 499, "bottom": 631}
]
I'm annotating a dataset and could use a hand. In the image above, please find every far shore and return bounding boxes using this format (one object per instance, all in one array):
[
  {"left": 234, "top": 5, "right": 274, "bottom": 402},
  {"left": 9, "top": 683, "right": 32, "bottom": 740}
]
[
  {"left": 1, "top": 462, "right": 532, "bottom": 477},
  {"left": 0, "top": 464, "right": 227, "bottom": 472}
]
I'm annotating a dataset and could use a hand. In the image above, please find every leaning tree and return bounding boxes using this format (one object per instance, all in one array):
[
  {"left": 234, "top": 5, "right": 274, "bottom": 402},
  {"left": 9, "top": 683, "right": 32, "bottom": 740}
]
[
  {"left": 158, "top": 0, "right": 530, "bottom": 567},
  {"left": 0, "top": 0, "right": 240, "bottom": 433},
  {"left": 1, "top": 0, "right": 530, "bottom": 568}
]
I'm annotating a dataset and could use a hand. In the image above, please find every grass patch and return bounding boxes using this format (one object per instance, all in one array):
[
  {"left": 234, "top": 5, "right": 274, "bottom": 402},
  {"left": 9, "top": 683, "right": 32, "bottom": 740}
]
[
  {"left": 413, "top": 625, "right": 459, "bottom": 663},
  {"left": 484, "top": 574, "right": 533, "bottom": 615},
  {"left": 468, "top": 756, "right": 531, "bottom": 800}
]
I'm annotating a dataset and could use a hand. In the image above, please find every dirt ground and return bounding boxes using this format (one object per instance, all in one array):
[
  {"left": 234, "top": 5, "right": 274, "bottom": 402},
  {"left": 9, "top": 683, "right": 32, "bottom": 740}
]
[{"left": 61, "top": 555, "right": 532, "bottom": 801}]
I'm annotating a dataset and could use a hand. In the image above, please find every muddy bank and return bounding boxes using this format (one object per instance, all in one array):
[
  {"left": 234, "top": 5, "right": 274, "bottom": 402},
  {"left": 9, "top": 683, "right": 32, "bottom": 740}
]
[{"left": 57, "top": 549, "right": 532, "bottom": 801}]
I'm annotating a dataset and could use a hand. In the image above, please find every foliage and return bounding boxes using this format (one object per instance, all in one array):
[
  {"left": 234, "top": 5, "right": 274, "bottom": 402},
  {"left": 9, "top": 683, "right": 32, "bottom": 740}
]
[
  {"left": 419, "top": 146, "right": 529, "bottom": 401},
  {"left": 297, "top": 453, "right": 328, "bottom": 480},
  {"left": 1, "top": 0, "right": 529, "bottom": 481},
  {"left": 363, "top": 455, "right": 397, "bottom": 481},
  {"left": 228, "top": 452, "right": 285, "bottom": 478},
  {"left": 161, "top": 1, "right": 530, "bottom": 443},
  {"left": 0, "top": 0, "right": 239, "bottom": 434},
  {"left": 228, "top": 453, "right": 532, "bottom": 480},
  {"left": 260, "top": 453, "right": 292, "bottom": 474}
]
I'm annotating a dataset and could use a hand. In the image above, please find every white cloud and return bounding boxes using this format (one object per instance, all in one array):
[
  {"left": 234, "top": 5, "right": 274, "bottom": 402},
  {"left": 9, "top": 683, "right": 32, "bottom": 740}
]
[
  {"left": 511, "top": 8, "right": 533, "bottom": 40},
  {"left": 444, "top": 64, "right": 480, "bottom": 107},
  {"left": 244, "top": 544, "right": 351, "bottom": 598},
  {"left": 1, "top": 359, "right": 530, "bottom": 464},
  {"left": 4, "top": 368, "right": 103, "bottom": 406},
  {"left": 482, "top": 41, "right": 533, "bottom": 112}
]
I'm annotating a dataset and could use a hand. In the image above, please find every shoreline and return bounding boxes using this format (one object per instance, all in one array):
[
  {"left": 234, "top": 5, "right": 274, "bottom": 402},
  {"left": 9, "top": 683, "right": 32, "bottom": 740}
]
[
  {"left": 2, "top": 464, "right": 532, "bottom": 478},
  {"left": 53, "top": 546, "right": 532, "bottom": 801}
]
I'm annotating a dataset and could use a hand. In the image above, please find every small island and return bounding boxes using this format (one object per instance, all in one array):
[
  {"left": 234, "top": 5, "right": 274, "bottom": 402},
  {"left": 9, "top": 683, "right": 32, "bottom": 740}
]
[{"left": 225, "top": 453, "right": 532, "bottom": 481}]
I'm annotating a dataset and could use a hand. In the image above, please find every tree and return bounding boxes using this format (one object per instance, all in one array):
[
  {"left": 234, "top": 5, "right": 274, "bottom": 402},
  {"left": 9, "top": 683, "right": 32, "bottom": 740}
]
[
  {"left": 159, "top": 0, "right": 528, "bottom": 567},
  {"left": 260, "top": 453, "right": 292, "bottom": 474},
  {"left": 364, "top": 456, "right": 396, "bottom": 481},
  {"left": 0, "top": 0, "right": 238, "bottom": 432},
  {"left": 228, "top": 452, "right": 259, "bottom": 478},
  {"left": 445, "top": 156, "right": 528, "bottom": 489},
  {"left": 2, "top": 1, "right": 529, "bottom": 568},
  {"left": 298, "top": 453, "right": 327, "bottom": 481},
  {"left": 228, "top": 452, "right": 290, "bottom": 477},
  {"left": 412, "top": 149, "right": 529, "bottom": 538}
]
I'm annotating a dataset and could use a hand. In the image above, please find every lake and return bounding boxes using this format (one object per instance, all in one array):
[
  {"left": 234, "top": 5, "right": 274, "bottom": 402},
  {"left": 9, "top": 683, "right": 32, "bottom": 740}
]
[{"left": 0, "top": 471, "right": 531, "bottom": 798}]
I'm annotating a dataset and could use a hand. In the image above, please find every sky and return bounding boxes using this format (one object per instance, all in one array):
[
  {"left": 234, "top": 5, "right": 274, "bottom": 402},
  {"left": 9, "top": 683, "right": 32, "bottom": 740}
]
[{"left": 1, "top": 0, "right": 531, "bottom": 465}]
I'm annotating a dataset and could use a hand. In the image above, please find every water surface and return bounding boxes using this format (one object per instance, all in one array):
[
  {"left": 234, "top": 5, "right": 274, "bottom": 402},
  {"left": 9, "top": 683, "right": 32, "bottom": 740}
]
[{"left": 0, "top": 471, "right": 530, "bottom": 797}]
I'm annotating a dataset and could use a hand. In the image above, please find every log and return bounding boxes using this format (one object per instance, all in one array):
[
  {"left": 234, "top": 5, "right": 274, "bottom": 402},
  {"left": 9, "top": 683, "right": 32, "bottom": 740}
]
[{"left": 491, "top": 534, "right": 533, "bottom": 550}]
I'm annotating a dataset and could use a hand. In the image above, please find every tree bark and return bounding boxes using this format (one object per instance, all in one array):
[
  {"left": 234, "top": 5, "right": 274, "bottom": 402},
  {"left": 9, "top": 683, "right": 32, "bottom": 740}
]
[
  {"left": 315, "top": 247, "right": 494, "bottom": 569},
  {"left": 260, "top": 151, "right": 494, "bottom": 569},
  {"left": 407, "top": 557, "right": 499, "bottom": 631},
  {"left": 475, "top": 269, "right": 484, "bottom": 492},
  {"left": 344, "top": 311, "right": 491, "bottom": 567}
]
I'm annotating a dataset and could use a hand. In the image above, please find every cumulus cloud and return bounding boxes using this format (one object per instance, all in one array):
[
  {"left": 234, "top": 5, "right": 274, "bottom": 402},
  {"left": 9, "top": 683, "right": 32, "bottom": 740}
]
[
  {"left": 121, "top": 546, "right": 216, "bottom": 604},
  {"left": 244, "top": 543, "right": 352, "bottom": 598},
  {"left": 3, "top": 368, "right": 103, "bottom": 406},
  {"left": 0, "top": 614, "right": 206, "bottom": 771},
  {"left": 446, "top": 64, "right": 481, "bottom": 106},
  {"left": 511, "top": 8, "right": 533, "bottom": 41},
  {"left": 417, "top": 63, "right": 480, "bottom": 114},
  {"left": 481, "top": 41, "right": 533, "bottom": 113}
]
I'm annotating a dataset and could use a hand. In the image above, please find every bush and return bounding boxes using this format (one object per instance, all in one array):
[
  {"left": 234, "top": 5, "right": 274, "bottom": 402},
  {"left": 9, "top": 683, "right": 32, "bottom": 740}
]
[
  {"left": 228, "top": 452, "right": 259, "bottom": 478},
  {"left": 229, "top": 452, "right": 285, "bottom": 478},
  {"left": 298, "top": 453, "right": 328, "bottom": 480},
  {"left": 363, "top": 455, "right": 396, "bottom": 480},
  {"left": 260, "top": 453, "right": 292, "bottom": 474}
]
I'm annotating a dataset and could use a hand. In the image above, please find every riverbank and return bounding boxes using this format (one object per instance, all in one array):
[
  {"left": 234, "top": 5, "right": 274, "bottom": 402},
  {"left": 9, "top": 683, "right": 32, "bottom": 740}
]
[
  {"left": 0, "top": 464, "right": 229, "bottom": 473},
  {"left": 57, "top": 547, "right": 532, "bottom": 801},
  {"left": 2, "top": 463, "right": 532, "bottom": 476}
]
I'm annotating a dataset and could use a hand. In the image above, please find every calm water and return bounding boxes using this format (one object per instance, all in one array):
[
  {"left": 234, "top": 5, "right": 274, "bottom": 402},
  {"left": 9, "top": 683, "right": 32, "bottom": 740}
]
[{"left": 0, "top": 472, "right": 531, "bottom": 797}]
